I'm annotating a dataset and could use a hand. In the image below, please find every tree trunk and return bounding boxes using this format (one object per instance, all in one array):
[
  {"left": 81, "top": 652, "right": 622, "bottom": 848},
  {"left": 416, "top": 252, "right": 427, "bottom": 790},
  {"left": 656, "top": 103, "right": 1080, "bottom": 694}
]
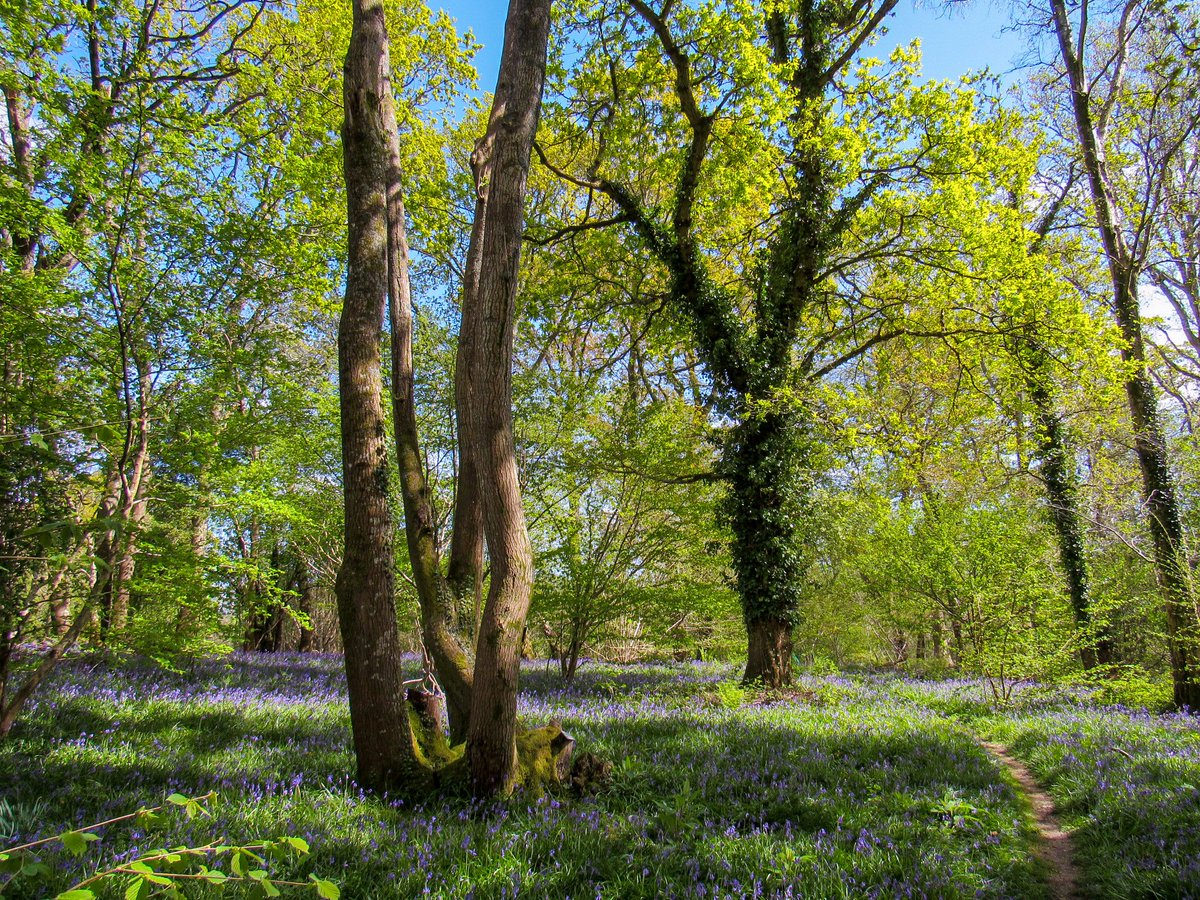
[
  {"left": 461, "top": 0, "right": 552, "bottom": 798},
  {"left": 448, "top": 370, "right": 486, "bottom": 646},
  {"left": 1028, "top": 371, "right": 1114, "bottom": 669},
  {"left": 727, "top": 410, "right": 806, "bottom": 688},
  {"left": 97, "top": 400, "right": 151, "bottom": 641},
  {"left": 294, "top": 562, "right": 316, "bottom": 653},
  {"left": 379, "top": 9, "right": 475, "bottom": 745},
  {"left": 744, "top": 617, "right": 793, "bottom": 688},
  {"left": 336, "top": 0, "right": 423, "bottom": 791},
  {"left": 94, "top": 471, "right": 123, "bottom": 641},
  {"left": 1050, "top": 0, "right": 1200, "bottom": 708}
]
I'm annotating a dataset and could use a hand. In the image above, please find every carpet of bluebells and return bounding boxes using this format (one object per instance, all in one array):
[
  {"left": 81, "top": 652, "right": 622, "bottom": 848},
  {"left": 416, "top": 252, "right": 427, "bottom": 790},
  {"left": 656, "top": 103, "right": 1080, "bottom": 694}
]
[{"left": 1, "top": 654, "right": 1198, "bottom": 898}]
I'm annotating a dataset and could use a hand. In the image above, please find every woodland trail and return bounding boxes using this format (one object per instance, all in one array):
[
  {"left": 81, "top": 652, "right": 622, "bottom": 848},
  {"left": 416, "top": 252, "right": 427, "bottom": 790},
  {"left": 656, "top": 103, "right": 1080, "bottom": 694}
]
[{"left": 981, "top": 741, "right": 1081, "bottom": 900}]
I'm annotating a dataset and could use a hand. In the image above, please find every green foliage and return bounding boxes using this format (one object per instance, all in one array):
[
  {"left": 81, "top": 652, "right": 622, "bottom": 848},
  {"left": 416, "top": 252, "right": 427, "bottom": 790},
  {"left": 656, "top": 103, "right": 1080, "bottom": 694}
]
[
  {"left": 1083, "top": 667, "right": 1175, "bottom": 714},
  {"left": 0, "top": 793, "right": 337, "bottom": 899},
  {"left": 712, "top": 681, "right": 747, "bottom": 709}
]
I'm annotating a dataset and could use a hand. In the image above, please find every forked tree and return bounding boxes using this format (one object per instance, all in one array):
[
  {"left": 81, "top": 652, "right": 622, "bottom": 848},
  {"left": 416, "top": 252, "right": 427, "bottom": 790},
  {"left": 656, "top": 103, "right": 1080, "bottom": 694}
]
[{"left": 337, "top": 0, "right": 556, "bottom": 795}]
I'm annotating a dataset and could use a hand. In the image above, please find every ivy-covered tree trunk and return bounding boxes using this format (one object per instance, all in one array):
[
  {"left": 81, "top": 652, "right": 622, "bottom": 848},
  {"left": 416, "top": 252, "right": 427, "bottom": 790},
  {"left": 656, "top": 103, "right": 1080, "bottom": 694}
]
[
  {"left": 460, "top": 0, "right": 552, "bottom": 798},
  {"left": 726, "top": 412, "right": 804, "bottom": 687},
  {"left": 335, "top": 0, "right": 422, "bottom": 791},
  {"left": 1026, "top": 366, "right": 1113, "bottom": 669}
]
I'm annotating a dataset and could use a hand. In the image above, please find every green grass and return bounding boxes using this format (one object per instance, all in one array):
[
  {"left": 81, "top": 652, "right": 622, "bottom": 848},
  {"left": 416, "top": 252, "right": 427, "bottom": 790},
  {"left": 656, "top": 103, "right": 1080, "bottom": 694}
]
[{"left": 8, "top": 654, "right": 1194, "bottom": 898}]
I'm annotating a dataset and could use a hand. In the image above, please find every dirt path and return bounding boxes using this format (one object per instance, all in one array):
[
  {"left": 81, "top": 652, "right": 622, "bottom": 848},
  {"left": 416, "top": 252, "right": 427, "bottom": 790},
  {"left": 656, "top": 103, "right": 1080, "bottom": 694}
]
[{"left": 981, "top": 741, "right": 1081, "bottom": 900}]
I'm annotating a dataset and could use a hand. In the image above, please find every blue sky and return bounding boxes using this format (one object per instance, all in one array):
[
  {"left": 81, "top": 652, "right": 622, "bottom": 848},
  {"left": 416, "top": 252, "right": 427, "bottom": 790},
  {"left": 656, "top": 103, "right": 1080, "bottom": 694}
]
[{"left": 433, "top": 1, "right": 1028, "bottom": 91}]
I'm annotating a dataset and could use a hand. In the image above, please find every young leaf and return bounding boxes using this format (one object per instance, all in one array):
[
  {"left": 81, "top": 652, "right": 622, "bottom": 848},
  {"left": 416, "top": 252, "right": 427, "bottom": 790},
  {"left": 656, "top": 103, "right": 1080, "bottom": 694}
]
[
  {"left": 282, "top": 836, "right": 310, "bottom": 855},
  {"left": 58, "top": 831, "right": 100, "bottom": 858},
  {"left": 310, "top": 876, "right": 341, "bottom": 899}
]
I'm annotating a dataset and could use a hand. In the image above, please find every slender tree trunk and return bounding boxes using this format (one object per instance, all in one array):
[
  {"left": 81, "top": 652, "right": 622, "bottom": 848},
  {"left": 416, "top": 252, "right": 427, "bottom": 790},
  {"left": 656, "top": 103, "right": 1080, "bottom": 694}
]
[
  {"left": 0, "top": 602, "right": 95, "bottom": 739},
  {"left": 461, "top": 0, "right": 552, "bottom": 798},
  {"left": 1050, "top": 0, "right": 1200, "bottom": 708},
  {"left": 336, "top": 0, "right": 422, "bottom": 790},
  {"left": 449, "top": 356, "right": 486, "bottom": 645},
  {"left": 95, "top": 471, "right": 122, "bottom": 640},
  {"left": 1027, "top": 373, "right": 1113, "bottom": 669},
  {"left": 2, "top": 86, "right": 37, "bottom": 272},
  {"left": 385, "top": 112, "right": 475, "bottom": 744},
  {"left": 295, "top": 561, "right": 316, "bottom": 653}
]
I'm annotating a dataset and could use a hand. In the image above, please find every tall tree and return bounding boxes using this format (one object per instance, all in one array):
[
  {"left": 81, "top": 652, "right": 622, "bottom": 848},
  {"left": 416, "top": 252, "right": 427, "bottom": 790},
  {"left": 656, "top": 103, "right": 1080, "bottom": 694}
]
[
  {"left": 458, "top": 0, "right": 553, "bottom": 797},
  {"left": 1046, "top": 0, "right": 1200, "bottom": 708},
  {"left": 1016, "top": 187, "right": 1116, "bottom": 669},
  {"left": 540, "top": 1, "right": 1026, "bottom": 686},
  {"left": 336, "top": 0, "right": 422, "bottom": 789}
]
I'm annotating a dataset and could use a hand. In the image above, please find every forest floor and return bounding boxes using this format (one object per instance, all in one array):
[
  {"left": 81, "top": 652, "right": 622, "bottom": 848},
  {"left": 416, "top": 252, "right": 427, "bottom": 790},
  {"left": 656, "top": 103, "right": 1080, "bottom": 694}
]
[{"left": 1, "top": 653, "right": 1199, "bottom": 898}]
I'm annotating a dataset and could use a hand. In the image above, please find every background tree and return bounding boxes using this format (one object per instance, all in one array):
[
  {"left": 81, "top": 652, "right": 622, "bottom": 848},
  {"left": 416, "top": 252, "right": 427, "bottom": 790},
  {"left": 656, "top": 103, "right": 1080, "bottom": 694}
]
[{"left": 1041, "top": 0, "right": 1200, "bottom": 707}]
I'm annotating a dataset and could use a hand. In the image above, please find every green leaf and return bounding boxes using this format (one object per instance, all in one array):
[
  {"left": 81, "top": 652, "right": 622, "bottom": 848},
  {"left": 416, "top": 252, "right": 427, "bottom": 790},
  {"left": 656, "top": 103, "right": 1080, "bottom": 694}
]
[
  {"left": 55, "top": 891, "right": 96, "bottom": 900},
  {"left": 200, "top": 867, "right": 228, "bottom": 885},
  {"left": 125, "top": 877, "right": 150, "bottom": 900},
  {"left": 165, "top": 793, "right": 190, "bottom": 807},
  {"left": 58, "top": 831, "right": 100, "bottom": 857},
  {"left": 0, "top": 852, "right": 25, "bottom": 875},
  {"left": 310, "top": 876, "right": 341, "bottom": 899},
  {"left": 282, "top": 836, "right": 309, "bottom": 855}
]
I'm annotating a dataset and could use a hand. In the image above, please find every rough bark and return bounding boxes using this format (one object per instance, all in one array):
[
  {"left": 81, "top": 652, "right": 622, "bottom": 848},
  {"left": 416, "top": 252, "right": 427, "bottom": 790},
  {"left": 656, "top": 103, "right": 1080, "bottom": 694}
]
[
  {"left": 1050, "top": 0, "right": 1200, "bottom": 708},
  {"left": 461, "top": 0, "right": 552, "bottom": 798},
  {"left": 336, "top": 0, "right": 423, "bottom": 790},
  {"left": 745, "top": 618, "right": 794, "bottom": 688}
]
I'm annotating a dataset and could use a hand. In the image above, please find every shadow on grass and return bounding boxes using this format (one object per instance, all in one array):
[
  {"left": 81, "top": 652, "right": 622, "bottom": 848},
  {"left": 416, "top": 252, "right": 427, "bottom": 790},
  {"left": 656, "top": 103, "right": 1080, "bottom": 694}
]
[{"left": 1, "top": 655, "right": 1055, "bottom": 899}]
